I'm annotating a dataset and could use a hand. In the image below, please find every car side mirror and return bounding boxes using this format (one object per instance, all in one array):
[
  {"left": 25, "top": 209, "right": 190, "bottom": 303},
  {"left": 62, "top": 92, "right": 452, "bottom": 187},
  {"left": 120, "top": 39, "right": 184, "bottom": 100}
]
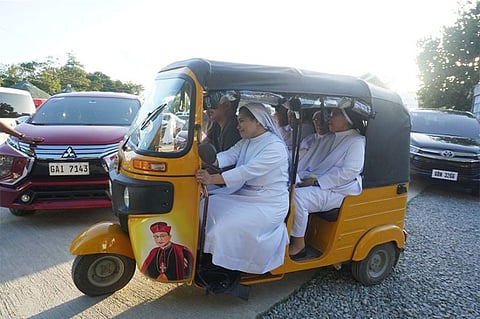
[{"left": 16, "top": 115, "right": 30, "bottom": 124}]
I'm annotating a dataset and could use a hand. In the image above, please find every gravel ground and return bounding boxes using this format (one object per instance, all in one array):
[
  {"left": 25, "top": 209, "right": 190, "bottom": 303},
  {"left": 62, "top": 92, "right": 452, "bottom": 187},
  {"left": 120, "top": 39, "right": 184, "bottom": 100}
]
[{"left": 258, "top": 186, "right": 480, "bottom": 319}]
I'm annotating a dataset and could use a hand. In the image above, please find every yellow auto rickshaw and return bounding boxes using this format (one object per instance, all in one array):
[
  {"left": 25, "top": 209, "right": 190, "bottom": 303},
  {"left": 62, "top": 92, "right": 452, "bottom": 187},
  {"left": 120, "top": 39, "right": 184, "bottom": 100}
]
[{"left": 70, "top": 58, "right": 411, "bottom": 299}]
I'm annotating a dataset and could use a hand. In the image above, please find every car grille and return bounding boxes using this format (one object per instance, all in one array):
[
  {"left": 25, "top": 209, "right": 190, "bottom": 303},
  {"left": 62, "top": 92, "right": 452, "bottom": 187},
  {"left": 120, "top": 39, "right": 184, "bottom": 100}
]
[
  {"left": 411, "top": 156, "right": 480, "bottom": 176},
  {"left": 410, "top": 148, "right": 480, "bottom": 178},
  {"left": 33, "top": 143, "right": 119, "bottom": 160},
  {"left": 27, "top": 144, "right": 118, "bottom": 179}
]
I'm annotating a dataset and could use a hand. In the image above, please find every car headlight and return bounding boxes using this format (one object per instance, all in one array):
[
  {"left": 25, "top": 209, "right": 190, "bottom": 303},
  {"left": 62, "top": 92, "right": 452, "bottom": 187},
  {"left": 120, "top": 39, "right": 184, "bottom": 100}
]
[
  {"left": 0, "top": 155, "right": 29, "bottom": 184},
  {"left": 0, "top": 155, "right": 14, "bottom": 178}
]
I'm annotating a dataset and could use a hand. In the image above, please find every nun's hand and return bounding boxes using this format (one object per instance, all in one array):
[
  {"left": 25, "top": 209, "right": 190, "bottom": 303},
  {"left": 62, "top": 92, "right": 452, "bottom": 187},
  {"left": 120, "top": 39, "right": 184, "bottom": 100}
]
[
  {"left": 297, "top": 177, "right": 317, "bottom": 188},
  {"left": 195, "top": 168, "right": 212, "bottom": 185}
]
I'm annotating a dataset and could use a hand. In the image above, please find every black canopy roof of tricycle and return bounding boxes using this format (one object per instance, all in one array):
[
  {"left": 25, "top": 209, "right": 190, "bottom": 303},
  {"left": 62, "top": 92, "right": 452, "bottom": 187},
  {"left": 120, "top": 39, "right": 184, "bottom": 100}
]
[{"left": 159, "top": 58, "right": 411, "bottom": 188}]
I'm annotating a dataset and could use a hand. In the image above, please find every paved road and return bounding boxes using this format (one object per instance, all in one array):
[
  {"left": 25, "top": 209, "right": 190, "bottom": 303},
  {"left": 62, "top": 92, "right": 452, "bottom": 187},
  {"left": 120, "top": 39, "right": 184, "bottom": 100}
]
[{"left": 0, "top": 181, "right": 426, "bottom": 319}]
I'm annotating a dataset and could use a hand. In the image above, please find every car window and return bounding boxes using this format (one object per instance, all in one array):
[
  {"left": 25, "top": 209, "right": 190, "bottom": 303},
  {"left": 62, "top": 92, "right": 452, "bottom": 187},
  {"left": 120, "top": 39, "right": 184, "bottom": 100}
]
[
  {"left": 0, "top": 91, "right": 36, "bottom": 118},
  {"left": 411, "top": 111, "right": 480, "bottom": 139},
  {"left": 30, "top": 96, "right": 141, "bottom": 125}
]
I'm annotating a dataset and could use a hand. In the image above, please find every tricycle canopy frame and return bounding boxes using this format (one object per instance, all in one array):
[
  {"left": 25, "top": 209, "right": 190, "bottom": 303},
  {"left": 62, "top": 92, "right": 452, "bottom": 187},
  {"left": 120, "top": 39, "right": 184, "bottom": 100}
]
[{"left": 159, "top": 58, "right": 411, "bottom": 188}]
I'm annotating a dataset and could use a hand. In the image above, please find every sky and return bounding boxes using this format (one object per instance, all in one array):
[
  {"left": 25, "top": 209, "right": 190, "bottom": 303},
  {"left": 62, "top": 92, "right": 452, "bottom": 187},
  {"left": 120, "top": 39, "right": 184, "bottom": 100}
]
[{"left": 0, "top": 0, "right": 464, "bottom": 100}]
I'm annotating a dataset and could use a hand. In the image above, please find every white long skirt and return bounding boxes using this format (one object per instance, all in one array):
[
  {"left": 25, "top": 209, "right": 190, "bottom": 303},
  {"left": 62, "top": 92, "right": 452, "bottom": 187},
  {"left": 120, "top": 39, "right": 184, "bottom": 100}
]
[{"left": 201, "top": 189, "right": 289, "bottom": 274}]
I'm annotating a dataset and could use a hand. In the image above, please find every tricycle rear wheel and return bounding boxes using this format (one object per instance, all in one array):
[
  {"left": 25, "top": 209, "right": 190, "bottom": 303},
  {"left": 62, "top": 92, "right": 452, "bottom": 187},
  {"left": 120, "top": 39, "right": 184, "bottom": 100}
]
[
  {"left": 72, "top": 253, "right": 136, "bottom": 296},
  {"left": 351, "top": 242, "right": 397, "bottom": 285}
]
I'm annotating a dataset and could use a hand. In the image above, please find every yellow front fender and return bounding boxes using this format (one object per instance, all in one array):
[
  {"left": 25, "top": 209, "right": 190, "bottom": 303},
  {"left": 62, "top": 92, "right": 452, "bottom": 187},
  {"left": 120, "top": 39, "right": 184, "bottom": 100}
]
[
  {"left": 69, "top": 221, "right": 134, "bottom": 259},
  {"left": 352, "top": 224, "right": 406, "bottom": 261}
]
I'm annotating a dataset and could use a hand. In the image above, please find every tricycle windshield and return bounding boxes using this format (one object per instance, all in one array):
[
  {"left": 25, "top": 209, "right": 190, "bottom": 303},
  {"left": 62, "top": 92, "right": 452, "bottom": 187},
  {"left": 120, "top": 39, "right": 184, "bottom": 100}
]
[{"left": 126, "top": 77, "right": 194, "bottom": 154}]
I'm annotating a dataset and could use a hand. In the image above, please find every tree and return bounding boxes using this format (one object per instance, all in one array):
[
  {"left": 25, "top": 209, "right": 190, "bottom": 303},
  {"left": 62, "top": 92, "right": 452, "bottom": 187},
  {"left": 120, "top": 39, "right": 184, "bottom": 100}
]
[
  {"left": 0, "top": 52, "right": 143, "bottom": 95},
  {"left": 0, "top": 65, "right": 21, "bottom": 87},
  {"left": 36, "top": 66, "right": 62, "bottom": 94},
  {"left": 417, "top": 1, "right": 479, "bottom": 110},
  {"left": 57, "top": 52, "right": 91, "bottom": 92},
  {"left": 118, "top": 81, "right": 143, "bottom": 96},
  {"left": 87, "top": 71, "right": 110, "bottom": 91}
]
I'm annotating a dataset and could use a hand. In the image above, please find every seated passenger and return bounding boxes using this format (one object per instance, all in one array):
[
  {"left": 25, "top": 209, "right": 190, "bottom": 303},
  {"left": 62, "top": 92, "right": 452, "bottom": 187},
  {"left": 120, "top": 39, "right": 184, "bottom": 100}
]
[
  {"left": 289, "top": 104, "right": 366, "bottom": 260},
  {"left": 195, "top": 103, "right": 290, "bottom": 274},
  {"left": 287, "top": 109, "right": 315, "bottom": 150},
  {"left": 203, "top": 91, "right": 241, "bottom": 152},
  {"left": 273, "top": 104, "right": 292, "bottom": 147},
  {"left": 297, "top": 110, "right": 332, "bottom": 160},
  {"left": 272, "top": 105, "right": 315, "bottom": 151}
]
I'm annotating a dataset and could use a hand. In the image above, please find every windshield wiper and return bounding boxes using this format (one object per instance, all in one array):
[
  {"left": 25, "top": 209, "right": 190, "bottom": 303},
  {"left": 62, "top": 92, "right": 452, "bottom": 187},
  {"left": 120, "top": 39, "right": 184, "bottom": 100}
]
[
  {"left": 139, "top": 103, "right": 167, "bottom": 130},
  {"left": 122, "top": 103, "right": 167, "bottom": 149}
]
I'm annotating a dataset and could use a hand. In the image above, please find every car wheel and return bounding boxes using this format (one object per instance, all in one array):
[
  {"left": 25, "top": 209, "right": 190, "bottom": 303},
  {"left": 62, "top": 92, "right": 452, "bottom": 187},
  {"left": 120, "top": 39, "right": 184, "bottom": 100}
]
[
  {"left": 72, "top": 254, "right": 136, "bottom": 296},
  {"left": 351, "top": 242, "right": 397, "bottom": 286},
  {"left": 9, "top": 208, "right": 35, "bottom": 216}
]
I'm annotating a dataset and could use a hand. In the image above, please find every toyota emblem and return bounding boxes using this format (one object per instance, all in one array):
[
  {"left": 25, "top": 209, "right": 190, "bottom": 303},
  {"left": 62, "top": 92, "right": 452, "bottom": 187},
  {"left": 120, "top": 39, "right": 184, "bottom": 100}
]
[{"left": 441, "top": 150, "right": 454, "bottom": 158}]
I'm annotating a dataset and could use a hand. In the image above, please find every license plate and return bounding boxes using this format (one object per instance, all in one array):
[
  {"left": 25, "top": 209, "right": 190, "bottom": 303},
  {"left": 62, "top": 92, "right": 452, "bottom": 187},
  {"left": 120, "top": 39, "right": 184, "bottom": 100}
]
[
  {"left": 431, "top": 169, "right": 458, "bottom": 181},
  {"left": 49, "top": 162, "right": 90, "bottom": 176}
]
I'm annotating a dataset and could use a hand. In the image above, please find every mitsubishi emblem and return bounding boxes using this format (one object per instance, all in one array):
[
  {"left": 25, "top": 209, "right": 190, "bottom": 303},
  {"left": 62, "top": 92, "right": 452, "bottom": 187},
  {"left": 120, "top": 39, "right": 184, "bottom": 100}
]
[
  {"left": 62, "top": 146, "right": 77, "bottom": 159},
  {"left": 441, "top": 150, "right": 454, "bottom": 158}
]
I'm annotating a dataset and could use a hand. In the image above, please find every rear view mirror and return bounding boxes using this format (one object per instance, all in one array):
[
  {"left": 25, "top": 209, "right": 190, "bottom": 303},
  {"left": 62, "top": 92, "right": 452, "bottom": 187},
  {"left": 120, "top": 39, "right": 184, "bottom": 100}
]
[{"left": 198, "top": 143, "right": 217, "bottom": 164}]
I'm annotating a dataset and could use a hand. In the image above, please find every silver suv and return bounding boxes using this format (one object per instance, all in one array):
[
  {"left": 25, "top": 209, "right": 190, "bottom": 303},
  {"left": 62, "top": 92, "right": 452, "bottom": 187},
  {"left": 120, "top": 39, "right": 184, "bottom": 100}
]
[{"left": 0, "top": 87, "right": 36, "bottom": 143}]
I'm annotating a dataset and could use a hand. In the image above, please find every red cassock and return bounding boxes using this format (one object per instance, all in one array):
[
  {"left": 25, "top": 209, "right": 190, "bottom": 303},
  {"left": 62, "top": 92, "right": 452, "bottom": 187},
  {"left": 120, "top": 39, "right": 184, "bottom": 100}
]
[{"left": 141, "top": 243, "right": 193, "bottom": 281}]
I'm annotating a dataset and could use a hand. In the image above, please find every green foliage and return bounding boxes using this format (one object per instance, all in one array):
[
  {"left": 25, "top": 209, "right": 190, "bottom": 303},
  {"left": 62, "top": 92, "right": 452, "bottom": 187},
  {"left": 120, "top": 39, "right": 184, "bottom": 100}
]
[
  {"left": 0, "top": 52, "right": 143, "bottom": 95},
  {"left": 417, "top": 1, "right": 480, "bottom": 110}
]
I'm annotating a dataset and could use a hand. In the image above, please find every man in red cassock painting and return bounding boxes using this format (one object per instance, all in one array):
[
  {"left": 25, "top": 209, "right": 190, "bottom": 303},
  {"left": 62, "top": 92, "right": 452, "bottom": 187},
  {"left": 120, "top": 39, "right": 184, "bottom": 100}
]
[{"left": 141, "top": 222, "right": 193, "bottom": 281}]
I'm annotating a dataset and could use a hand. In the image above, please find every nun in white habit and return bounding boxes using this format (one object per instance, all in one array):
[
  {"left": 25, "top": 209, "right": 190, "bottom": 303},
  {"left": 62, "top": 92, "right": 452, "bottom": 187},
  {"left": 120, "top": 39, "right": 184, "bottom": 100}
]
[
  {"left": 289, "top": 104, "right": 366, "bottom": 259},
  {"left": 195, "top": 103, "right": 290, "bottom": 274}
]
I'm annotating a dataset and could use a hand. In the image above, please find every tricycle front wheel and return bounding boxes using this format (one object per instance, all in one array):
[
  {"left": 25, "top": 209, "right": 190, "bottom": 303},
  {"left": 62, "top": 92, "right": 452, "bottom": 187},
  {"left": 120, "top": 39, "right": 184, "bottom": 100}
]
[
  {"left": 351, "top": 242, "right": 397, "bottom": 286},
  {"left": 72, "top": 253, "right": 136, "bottom": 296}
]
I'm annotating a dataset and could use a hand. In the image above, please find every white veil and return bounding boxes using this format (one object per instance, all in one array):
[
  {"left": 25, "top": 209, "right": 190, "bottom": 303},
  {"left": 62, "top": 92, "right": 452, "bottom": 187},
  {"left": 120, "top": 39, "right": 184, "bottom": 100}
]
[{"left": 243, "top": 103, "right": 285, "bottom": 142}]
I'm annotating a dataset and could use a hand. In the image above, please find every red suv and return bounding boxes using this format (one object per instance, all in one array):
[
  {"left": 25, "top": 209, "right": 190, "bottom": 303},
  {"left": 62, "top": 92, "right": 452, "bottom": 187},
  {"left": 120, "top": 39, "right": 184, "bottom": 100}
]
[{"left": 0, "top": 92, "right": 141, "bottom": 216}]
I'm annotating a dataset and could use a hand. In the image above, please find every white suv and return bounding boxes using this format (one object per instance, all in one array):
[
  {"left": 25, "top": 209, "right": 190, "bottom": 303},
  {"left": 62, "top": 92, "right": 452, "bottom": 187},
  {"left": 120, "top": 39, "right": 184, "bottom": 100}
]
[{"left": 0, "top": 87, "right": 36, "bottom": 143}]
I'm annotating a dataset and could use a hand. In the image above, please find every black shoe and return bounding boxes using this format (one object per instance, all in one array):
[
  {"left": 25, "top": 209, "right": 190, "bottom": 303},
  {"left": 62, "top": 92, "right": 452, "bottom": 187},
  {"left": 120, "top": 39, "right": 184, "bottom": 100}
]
[{"left": 290, "top": 247, "right": 307, "bottom": 261}]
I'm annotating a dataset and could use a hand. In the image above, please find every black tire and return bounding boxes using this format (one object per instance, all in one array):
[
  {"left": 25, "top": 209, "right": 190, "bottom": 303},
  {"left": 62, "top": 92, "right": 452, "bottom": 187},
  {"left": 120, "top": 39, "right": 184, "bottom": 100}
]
[
  {"left": 9, "top": 208, "right": 35, "bottom": 216},
  {"left": 351, "top": 242, "right": 397, "bottom": 286},
  {"left": 72, "top": 254, "right": 136, "bottom": 296}
]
